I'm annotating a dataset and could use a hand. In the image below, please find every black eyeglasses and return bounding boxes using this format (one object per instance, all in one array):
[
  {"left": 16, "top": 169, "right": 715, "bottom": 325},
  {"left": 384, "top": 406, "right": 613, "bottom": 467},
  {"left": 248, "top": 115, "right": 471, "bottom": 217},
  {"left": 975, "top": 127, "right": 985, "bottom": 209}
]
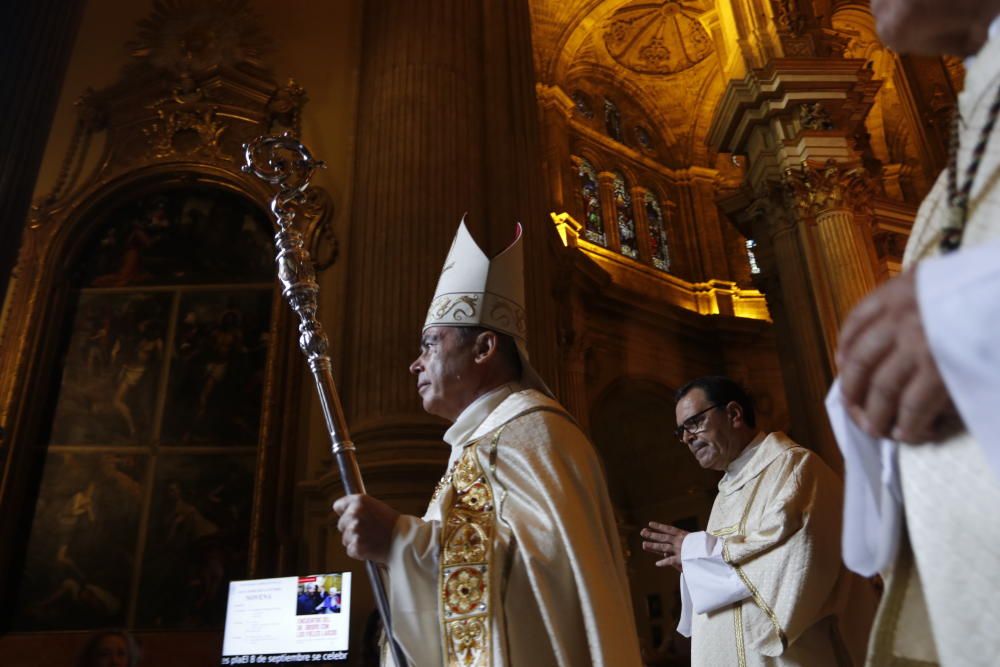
[{"left": 674, "top": 404, "right": 722, "bottom": 440}]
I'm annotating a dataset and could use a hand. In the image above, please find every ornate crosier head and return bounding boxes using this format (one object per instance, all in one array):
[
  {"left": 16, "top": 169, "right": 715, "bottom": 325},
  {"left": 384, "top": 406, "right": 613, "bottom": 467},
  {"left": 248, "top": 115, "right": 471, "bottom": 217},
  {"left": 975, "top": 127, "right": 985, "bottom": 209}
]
[
  {"left": 242, "top": 132, "right": 326, "bottom": 231},
  {"left": 243, "top": 133, "right": 329, "bottom": 361}
]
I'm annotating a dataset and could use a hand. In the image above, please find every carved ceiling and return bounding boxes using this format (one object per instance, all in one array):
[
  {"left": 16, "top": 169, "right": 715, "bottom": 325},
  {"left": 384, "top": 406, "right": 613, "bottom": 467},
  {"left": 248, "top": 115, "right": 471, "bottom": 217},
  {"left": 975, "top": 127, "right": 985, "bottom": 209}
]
[
  {"left": 530, "top": 0, "right": 726, "bottom": 167},
  {"left": 604, "top": 1, "right": 714, "bottom": 74}
]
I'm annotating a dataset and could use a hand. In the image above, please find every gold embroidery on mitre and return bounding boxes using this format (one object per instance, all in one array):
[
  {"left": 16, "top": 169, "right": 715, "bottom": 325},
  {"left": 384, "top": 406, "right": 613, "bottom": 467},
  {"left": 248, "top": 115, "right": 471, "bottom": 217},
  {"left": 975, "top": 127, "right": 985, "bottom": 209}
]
[
  {"left": 428, "top": 294, "right": 480, "bottom": 324},
  {"left": 483, "top": 294, "right": 527, "bottom": 337},
  {"left": 439, "top": 430, "right": 502, "bottom": 667}
]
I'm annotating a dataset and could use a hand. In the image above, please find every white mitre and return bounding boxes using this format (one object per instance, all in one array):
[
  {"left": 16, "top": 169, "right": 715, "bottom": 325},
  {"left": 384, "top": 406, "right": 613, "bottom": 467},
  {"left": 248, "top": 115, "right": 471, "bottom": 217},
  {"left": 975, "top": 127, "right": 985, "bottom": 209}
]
[{"left": 424, "top": 216, "right": 553, "bottom": 396}]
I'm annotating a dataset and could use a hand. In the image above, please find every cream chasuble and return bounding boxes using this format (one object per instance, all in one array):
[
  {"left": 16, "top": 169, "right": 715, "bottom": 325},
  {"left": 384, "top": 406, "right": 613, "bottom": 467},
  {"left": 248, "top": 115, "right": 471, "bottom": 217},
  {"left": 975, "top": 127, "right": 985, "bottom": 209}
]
[
  {"left": 851, "top": 24, "right": 1000, "bottom": 667},
  {"left": 383, "top": 384, "right": 642, "bottom": 667},
  {"left": 691, "top": 432, "right": 858, "bottom": 667}
]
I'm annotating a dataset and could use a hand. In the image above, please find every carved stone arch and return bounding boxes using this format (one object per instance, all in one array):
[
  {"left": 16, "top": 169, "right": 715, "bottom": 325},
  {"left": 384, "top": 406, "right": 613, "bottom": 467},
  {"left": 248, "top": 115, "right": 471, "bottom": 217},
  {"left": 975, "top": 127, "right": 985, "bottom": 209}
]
[
  {"left": 641, "top": 181, "right": 672, "bottom": 208},
  {"left": 638, "top": 181, "right": 677, "bottom": 229},
  {"left": 687, "top": 60, "right": 728, "bottom": 166},
  {"left": 571, "top": 145, "right": 608, "bottom": 175},
  {"left": 609, "top": 164, "right": 641, "bottom": 190}
]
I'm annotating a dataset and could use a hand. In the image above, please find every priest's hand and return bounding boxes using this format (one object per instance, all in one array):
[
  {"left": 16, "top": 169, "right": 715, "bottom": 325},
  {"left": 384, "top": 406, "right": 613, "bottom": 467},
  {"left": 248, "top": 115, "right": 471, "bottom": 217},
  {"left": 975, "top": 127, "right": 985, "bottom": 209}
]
[
  {"left": 838, "top": 269, "right": 962, "bottom": 444},
  {"left": 332, "top": 494, "right": 400, "bottom": 564},
  {"left": 640, "top": 521, "right": 688, "bottom": 572}
]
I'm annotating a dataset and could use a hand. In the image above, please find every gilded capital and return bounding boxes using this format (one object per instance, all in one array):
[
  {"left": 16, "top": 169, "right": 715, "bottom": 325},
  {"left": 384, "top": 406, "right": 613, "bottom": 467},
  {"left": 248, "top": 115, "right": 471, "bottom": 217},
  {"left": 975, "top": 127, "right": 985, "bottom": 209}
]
[{"left": 781, "top": 160, "right": 875, "bottom": 220}]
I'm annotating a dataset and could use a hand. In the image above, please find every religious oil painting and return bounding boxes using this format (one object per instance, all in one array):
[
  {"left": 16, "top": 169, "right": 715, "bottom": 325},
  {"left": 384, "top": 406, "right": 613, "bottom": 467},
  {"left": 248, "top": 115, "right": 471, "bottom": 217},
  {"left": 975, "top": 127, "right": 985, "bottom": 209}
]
[
  {"left": 77, "top": 187, "right": 275, "bottom": 287},
  {"left": 160, "top": 289, "right": 273, "bottom": 445},
  {"left": 50, "top": 292, "right": 172, "bottom": 445},
  {"left": 15, "top": 452, "right": 148, "bottom": 630},
  {"left": 136, "top": 453, "right": 256, "bottom": 629},
  {"left": 16, "top": 185, "right": 275, "bottom": 632}
]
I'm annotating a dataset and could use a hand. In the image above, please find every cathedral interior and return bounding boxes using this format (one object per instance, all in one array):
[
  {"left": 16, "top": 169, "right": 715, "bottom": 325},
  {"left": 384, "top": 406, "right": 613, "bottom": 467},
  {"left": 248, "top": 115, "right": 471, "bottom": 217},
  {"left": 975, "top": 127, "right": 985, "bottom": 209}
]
[{"left": 0, "top": 0, "right": 959, "bottom": 665}]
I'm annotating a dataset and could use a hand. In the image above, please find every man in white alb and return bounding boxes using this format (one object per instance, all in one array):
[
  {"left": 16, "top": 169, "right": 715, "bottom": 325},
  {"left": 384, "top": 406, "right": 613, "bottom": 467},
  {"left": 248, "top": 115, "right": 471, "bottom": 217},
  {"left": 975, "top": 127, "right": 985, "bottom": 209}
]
[{"left": 643, "top": 376, "right": 870, "bottom": 666}]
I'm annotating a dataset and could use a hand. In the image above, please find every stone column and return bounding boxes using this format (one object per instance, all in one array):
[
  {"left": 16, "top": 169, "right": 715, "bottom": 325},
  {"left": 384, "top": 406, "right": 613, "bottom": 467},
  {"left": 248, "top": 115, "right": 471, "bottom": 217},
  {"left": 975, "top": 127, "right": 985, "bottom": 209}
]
[
  {"left": 708, "top": 59, "right": 881, "bottom": 467},
  {"left": 537, "top": 85, "right": 575, "bottom": 213},
  {"left": 631, "top": 185, "right": 653, "bottom": 264},
  {"left": 342, "top": 0, "right": 556, "bottom": 452},
  {"left": 741, "top": 188, "right": 839, "bottom": 464},
  {"left": 597, "top": 171, "right": 621, "bottom": 252},
  {"left": 784, "top": 161, "right": 878, "bottom": 326}
]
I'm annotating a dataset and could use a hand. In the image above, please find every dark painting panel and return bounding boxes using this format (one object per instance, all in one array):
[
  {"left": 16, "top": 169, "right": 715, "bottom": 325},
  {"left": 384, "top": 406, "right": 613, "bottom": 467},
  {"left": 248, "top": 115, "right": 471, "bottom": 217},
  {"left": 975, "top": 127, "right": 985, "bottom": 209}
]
[
  {"left": 160, "top": 289, "right": 272, "bottom": 445},
  {"left": 14, "top": 452, "right": 147, "bottom": 630},
  {"left": 136, "top": 453, "right": 255, "bottom": 629},
  {"left": 50, "top": 292, "right": 172, "bottom": 445},
  {"left": 78, "top": 188, "right": 274, "bottom": 287}
]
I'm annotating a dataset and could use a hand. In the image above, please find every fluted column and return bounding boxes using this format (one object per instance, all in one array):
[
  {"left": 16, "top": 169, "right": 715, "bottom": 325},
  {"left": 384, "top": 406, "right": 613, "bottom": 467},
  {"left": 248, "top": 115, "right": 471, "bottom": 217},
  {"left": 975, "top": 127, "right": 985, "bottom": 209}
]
[
  {"left": 708, "top": 59, "right": 881, "bottom": 467},
  {"left": 815, "top": 209, "right": 877, "bottom": 319},
  {"left": 746, "top": 191, "right": 840, "bottom": 466},
  {"left": 784, "top": 160, "right": 878, "bottom": 327},
  {"left": 342, "top": 0, "right": 556, "bottom": 448}
]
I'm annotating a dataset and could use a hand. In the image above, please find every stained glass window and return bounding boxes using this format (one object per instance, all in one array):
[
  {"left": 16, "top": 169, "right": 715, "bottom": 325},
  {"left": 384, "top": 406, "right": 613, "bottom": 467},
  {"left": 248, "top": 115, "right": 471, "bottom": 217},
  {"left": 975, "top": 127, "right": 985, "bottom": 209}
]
[
  {"left": 746, "top": 238, "right": 761, "bottom": 275},
  {"left": 578, "top": 159, "right": 606, "bottom": 246},
  {"left": 571, "top": 90, "right": 594, "bottom": 119},
  {"left": 645, "top": 192, "right": 671, "bottom": 272},
  {"left": 635, "top": 125, "right": 653, "bottom": 151},
  {"left": 612, "top": 172, "right": 638, "bottom": 259},
  {"left": 604, "top": 98, "right": 623, "bottom": 142}
]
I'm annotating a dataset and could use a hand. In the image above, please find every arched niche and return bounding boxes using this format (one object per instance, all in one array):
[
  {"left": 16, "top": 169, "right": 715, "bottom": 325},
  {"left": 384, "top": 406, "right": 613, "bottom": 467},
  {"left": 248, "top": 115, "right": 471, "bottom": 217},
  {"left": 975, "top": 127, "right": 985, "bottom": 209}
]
[
  {"left": 0, "top": 52, "right": 333, "bottom": 635},
  {"left": 8, "top": 170, "right": 287, "bottom": 632}
]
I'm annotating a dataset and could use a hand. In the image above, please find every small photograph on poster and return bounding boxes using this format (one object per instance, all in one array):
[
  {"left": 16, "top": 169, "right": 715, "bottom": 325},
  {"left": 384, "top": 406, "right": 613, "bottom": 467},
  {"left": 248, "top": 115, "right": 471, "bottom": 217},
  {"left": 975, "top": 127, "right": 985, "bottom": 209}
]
[
  {"left": 296, "top": 574, "right": 343, "bottom": 616},
  {"left": 222, "top": 572, "right": 352, "bottom": 666}
]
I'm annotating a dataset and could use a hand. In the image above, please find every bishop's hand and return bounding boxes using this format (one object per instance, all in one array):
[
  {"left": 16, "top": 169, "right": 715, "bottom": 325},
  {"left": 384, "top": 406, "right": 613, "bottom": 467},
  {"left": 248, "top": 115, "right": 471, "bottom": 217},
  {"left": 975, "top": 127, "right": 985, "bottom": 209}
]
[
  {"left": 332, "top": 494, "right": 400, "bottom": 564},
  {"left": 641, "top": 521, "right": 688, "bottom": 572}
]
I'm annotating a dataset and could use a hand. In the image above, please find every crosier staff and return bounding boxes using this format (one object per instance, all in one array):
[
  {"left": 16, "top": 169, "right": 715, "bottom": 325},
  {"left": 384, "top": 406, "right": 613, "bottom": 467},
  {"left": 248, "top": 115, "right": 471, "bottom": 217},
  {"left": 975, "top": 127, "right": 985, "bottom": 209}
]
[{"left": 242, "top": 133, "right": 407, "bottom": 667}]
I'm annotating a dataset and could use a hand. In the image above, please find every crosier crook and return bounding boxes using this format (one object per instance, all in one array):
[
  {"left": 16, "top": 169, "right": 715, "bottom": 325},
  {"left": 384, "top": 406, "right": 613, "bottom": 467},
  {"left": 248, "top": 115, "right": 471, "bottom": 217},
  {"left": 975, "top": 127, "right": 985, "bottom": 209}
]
[{"left": 242, "top": 133, "right": 407, "bottom": 667}]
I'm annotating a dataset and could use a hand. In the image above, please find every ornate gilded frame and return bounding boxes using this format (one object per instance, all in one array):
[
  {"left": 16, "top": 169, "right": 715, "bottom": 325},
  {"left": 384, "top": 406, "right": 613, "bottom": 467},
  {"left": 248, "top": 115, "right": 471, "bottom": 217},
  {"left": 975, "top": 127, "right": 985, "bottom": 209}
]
[{"left": 0, "top": 59, "right": 334, "bottom": 615}]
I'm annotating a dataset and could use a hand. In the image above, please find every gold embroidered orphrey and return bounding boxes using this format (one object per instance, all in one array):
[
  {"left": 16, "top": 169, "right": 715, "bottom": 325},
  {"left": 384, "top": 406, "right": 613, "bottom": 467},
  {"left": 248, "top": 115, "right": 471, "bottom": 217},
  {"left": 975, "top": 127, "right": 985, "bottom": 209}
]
[
  {"left": 439, "top": 429, "right": 503, "bottom": 667},
  {"left": 710, "top": 474, "right": 787, "bottom": 667}
]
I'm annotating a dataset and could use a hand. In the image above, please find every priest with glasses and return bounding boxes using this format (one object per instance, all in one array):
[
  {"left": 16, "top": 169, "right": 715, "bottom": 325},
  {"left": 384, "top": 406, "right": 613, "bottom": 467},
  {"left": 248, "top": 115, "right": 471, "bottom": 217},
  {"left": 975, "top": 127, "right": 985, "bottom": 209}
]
[{"left": 642, "top": 376, "right": 873, "bottom": 666}]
